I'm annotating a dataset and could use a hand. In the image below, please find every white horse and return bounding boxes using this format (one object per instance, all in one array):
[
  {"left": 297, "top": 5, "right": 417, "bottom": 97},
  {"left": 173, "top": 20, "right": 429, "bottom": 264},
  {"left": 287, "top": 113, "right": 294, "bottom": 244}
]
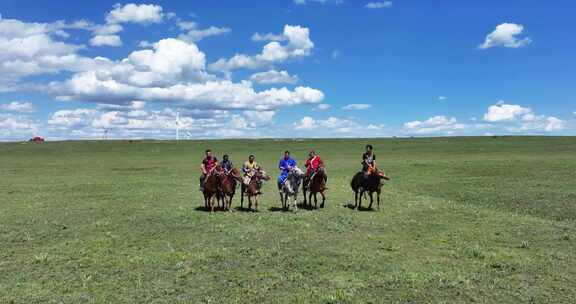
[{"left": 279, "top": 166, "right": 304, "bottom": 211}]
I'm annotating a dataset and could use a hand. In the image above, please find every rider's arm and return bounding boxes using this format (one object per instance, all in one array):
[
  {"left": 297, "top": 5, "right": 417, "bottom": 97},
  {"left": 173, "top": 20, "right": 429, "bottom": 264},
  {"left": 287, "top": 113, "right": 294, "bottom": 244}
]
[{"left": 201, "top": 162, "right": 207, "bottom": 174}]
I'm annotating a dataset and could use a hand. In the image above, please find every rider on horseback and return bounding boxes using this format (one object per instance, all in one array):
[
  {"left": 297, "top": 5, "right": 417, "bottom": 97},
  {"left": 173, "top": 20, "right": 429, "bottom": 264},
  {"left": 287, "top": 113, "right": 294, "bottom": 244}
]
[
  {"left": 361, "top": 144, "right": 389, "bottom": 180},
  {"left": 278, "top": 150, "right": 297, "bottom": 190},
  {"left": 200, "top": 149, "right": 218, "bottom": 191},
  {"left": 221, "top": 154, "right": 233, "bottom": 174},
  {"left": 242, "top": 155, "right": 259, "bottom": 185},
  {"left": 304, "top": 150, "right": 325, "bottom": 190}
]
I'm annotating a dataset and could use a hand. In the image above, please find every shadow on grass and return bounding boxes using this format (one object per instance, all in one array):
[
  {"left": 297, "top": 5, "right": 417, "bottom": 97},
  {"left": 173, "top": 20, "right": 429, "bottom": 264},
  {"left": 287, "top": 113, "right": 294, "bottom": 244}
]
[
  {"left": 194, "top": 206, "right": 233, "bottom": 212},
  {"left": 234, "top": 206, "right": 258, "bottom": 212},
  {"left": 343, "top": 202, "right": 375, "bottom": 212}
]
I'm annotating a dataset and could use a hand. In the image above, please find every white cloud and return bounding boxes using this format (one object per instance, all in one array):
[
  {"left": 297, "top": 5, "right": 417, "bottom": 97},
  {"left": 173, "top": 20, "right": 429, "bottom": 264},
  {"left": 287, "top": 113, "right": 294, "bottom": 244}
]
[
  {"left": 249, "top": 70, "right": 299, "bottom": 84},
  {"left": 0, "top": 113, "right": 39, "bottom": 139},
  {"left": 315, "top": 103, "right": 331, "bottom": 111},
  {"left": 404, "top": 115, "right": 467, "bottom": 134},
  {"left": 365, "top": 1, "right": 393, "bottom": 9},
  {"left": 342, "top": 103, "right": 371, "bottom": 110},
  {"left": 106, "top": 3, "right": 164, "bottom": 25},
  {"left": 0, "top": 17, "right": 107, "bottom": 88},
  {"left": 209, "top": 25, "right": 314, "bottom": 72},
  {"left": 483, "top": 102, "right": 566, "bottom": 133},
  {"left": 293, "top": 116, "right": 387, "bottom": 137},
  {"left": 251, "top": 32, "right": 286, "bottom": 42},
  {"left": 90, "top": 34, "right": 122, "bottom": 47},
  {"left": 0, "top": 101, "right": 36, "bottom": 113},
  {"left": 479, "top": 23, "right": 531, "bottom": 49},
  {"left": 177, "top": 21, "right": 230, "bottom": 42},
  {"left": 483, "top": 102, "right": 533, "bottom": 122},
  {"left": 437, "top": 96, "right": 447, "bottom": 101}
]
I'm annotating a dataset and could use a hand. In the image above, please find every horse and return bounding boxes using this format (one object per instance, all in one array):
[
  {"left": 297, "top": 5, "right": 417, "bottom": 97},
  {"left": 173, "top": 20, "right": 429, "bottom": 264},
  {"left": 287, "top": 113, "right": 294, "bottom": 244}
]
[
  {"left": 241, "top": 168, "right": 270, "bottom": 212},
  {"left": 303, "top": 166, "right": 327, "bottom": 209},
  {"left": 350, "top": 166, "right": 389, "bottom": 210},
  {"left": 202, "top": 165, "right": 222, "bottom": 212},
  {"left": 279, "top": 166, "right": 304, "bottom": 211},
  {"left": 220, "top": 167, "right": 242, "bottom": 211}
]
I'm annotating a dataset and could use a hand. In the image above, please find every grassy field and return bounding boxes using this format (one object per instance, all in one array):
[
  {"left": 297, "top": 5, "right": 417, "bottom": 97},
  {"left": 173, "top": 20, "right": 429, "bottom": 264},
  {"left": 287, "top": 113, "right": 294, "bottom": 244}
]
[{"left": 1, "top": 137, "right": 575, "bottom": 303}]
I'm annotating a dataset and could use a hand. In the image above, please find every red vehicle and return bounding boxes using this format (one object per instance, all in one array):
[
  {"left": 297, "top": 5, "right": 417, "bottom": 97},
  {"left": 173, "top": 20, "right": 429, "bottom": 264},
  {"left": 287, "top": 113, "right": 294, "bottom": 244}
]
[{"left": 29, "top": 136, "right": 45, "bottom": 143}]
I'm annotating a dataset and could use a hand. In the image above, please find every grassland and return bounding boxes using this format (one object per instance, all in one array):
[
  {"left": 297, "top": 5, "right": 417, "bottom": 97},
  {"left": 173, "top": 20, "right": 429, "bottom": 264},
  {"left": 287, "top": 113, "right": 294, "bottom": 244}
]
[{"left": 1, "top": 137, "right": 575, "bottom": 303}]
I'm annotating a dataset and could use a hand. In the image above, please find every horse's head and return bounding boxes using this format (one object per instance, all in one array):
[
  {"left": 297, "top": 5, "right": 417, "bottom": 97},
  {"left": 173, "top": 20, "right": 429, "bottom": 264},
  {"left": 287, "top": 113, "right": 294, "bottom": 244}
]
[
  {"left": 228, "top": 167, "right": 242, "bottom": 181},
  {"left": 290, "top": 166, "right": 304, "bottom": 177},
  {"left": 257, "top": 169, "right": 270, "bottom": 181}
]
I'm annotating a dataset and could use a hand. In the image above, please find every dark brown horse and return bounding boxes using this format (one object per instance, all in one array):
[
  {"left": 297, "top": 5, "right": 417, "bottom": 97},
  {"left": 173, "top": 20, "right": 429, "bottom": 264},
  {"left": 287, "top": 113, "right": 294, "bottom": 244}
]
[
  {"left": 303, "top": 166, "right": 327, "bottom": 209},
  {"left": 203, "top": 165, "right": 222, "bottom": 212},
  {"left": 240, "top": 168, "right": 270, "bottom": 211},
  {"left": 220, "top": 168, "right": 242, "bottom": 211},
  {"left": 350, "top": 167, "right": 389, "bottom": 210}
]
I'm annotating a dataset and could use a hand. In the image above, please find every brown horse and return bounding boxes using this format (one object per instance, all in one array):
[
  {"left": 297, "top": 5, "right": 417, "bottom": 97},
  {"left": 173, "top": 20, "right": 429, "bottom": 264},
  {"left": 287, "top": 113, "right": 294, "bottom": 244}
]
[
  {"left": 203, "top": 165, "right": 222, "bottom": 212},
  {"left": 220, "top": 168, "right": 242, "bottom": 211},
  {"left": 241, "top": 168, "right": 270, "bottom": 211},
  {"left": 350, "top": 166, "right": 389, "bottom": 210},
  {"left": 303, "top": 166, "right": 327, "bottom": 209}
]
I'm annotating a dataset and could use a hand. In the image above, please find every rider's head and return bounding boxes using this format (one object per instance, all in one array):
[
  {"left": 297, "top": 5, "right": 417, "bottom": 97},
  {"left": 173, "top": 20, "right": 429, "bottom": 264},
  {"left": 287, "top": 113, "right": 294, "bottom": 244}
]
[
  {"left": 248, "top": 154, "right": 255, "bottom": 162},
  {"left": 284, "top": 150, "right": 290, "bottom": 159},
  {"left": 365, "top": 144, "right": 373, "bottom": 154},
  {"left": 205, "top": 149, "right": 212, "bottom": 158},
  {"left": 223, "top": 154, "right": 229, "bottom": 161},
  {"left": 309, "top": 150, "right": 316, "bottom": 158}
]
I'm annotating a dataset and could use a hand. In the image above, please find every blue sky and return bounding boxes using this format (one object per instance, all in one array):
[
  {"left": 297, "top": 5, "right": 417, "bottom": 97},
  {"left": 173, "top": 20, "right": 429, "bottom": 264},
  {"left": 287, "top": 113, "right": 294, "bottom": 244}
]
[{"left": 1, "top": 0, "right": 575, "bottom": 140}]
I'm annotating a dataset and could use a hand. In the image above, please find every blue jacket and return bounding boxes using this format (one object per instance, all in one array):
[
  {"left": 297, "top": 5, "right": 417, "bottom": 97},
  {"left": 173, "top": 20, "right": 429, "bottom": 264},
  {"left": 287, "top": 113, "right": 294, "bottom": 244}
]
[{"left": 278, "top": 157, "right": 297, "bottom": 182}]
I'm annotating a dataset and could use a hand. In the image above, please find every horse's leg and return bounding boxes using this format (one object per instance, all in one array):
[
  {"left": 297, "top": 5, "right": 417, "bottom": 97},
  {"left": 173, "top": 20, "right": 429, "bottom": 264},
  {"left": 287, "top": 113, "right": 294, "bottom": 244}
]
[
  {"left": 369, "top": 191, "right": 374, "bottom": 210},
  {"left": 255, "top": 196, "right": 259, "bottom": 212},
  {"left": 308, "top": 192, "right": 313, "bottom": 209},
  {"left": 377, "top": 191, "right": 380, "bottom": 211},
  {"left": 320, "top": 191, "right": 326, "bottom": 209},
  {"left": 358, "top": 190, "right": 364, "bottom": 210},
  {"left": 354, "top": 191, "right": 358, "bottom": 209},
  {"left": 240, "top": 186, "right": 244, "bottom": 209},
  {"left": 209, "top": 195, "right": 215, "bottom": 213},
  {"left": 314, "top": 193, "right": 318, "bottom": 209}
]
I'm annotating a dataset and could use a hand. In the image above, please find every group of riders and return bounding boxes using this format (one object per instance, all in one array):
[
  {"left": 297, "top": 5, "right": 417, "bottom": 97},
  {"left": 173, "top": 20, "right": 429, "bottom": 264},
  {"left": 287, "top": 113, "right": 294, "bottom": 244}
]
[{"left": 199, "top": 144, "right": 387, "bottom": 196}]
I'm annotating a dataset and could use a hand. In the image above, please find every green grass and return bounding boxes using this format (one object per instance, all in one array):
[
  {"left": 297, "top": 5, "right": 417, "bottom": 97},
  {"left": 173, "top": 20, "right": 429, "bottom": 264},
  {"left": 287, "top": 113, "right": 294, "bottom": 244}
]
[{"left": 1, "top": 137, "right": 575, "bottom": 303}]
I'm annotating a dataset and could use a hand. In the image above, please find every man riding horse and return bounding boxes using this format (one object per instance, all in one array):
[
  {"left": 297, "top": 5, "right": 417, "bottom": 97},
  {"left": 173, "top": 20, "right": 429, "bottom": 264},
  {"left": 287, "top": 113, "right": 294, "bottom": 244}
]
[
  {"left": 361, "top": 144, "right": 389, "bottom": 180},
  {"left": 242, "top": 154, "right": 259, "bottom": 186},
  {"left": 200, "top": 149, "right": 218, "bottom": 191},
  {"left": 278, "top": 150, "right": 297, "bottom": 191},
  {"left": 304, "top": 150, "right": 325, "bottom": 190}
]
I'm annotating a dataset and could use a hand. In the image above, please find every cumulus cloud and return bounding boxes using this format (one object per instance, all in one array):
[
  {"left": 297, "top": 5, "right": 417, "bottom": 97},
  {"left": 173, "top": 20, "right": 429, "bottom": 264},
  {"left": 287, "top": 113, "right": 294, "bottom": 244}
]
[
  {"left": 90, "top": 34, "right": 122, "bottom": 46},
  {"left": 249, "top": 70, "right": 299, "bottom": 84},
  {"left": 315, "top": 103, "right": 331, "bottom": 111},
  {"left": 404, "top": 115, "right": 467, "bottom": 134},
  {"left": 209, "top": 25, "right": 314, "bottom": 72},
  {"left": 106, "top": 3, "right": 164, "bottom": 25},
  {"left": 251, "top": 32, "right": 286, "bottom": 42},
  {"left": 45, "top": 104, "right": 277, "bottom": 139},
  {"left": 365, "top": 1, "right": 393, "bottom": 9},
  {"left": 0, "top": 101, "right": 36, "bottom": 113},
  {"left": 342, "top": 103, "right": 372, "bottom": 110},
  {"left": 0, "top": 17, "right": 106, "bottom": 88},
  {"left": 177, "top": 21, "right": 230, "bottom": 42},
  {"left": 479, "top": 23, "right": 531, "bottom": 49},
  {"left": 0, "top": 113, "right": 40, "bottom": 140},
  {"left": 483, "top": 102, "right": 566, "bottom": 132},
  {"left": 293, "top": 116, "right": 386, "bottom": 137}
]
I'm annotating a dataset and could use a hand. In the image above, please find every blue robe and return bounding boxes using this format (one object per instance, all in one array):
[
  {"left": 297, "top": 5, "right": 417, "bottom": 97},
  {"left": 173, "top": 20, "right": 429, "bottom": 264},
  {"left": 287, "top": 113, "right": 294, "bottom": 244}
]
[{"left": 278, "top": 157, "right": 297, "bottom": 183}]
